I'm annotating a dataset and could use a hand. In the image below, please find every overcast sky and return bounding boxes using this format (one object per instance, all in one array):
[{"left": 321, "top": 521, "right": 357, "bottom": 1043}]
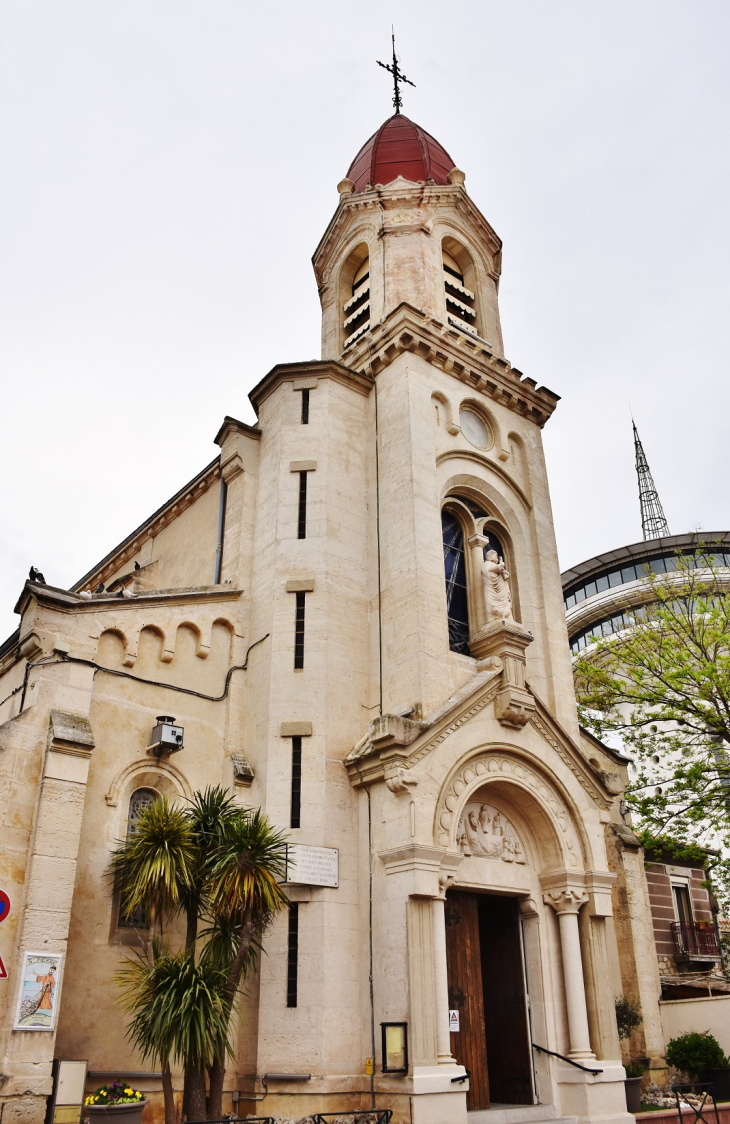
[{"left": 1, "top": 1, "right": 728, "bottom": 640}]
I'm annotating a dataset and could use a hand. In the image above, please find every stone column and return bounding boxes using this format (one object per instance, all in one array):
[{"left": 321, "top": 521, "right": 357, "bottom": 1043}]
[
  {"left": 544, "top": 888, "right": 594, "bottom": 1060},
  {"left": 432, "top": 891, "right": 454, "bottom": 1064}
]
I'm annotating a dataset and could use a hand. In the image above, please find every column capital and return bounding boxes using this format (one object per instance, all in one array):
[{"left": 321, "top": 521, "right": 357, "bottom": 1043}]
[
  {"left": 543, "top": 887, "right": 590, "bottom": 915},
  {"left": 541, "top": 871, "right": 589, "bottom": 915}
]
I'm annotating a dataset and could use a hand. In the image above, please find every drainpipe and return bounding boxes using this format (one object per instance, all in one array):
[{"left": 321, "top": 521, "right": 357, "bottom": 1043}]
[{"left": 214, "top": 475, "right": 228, "bottom": 584}]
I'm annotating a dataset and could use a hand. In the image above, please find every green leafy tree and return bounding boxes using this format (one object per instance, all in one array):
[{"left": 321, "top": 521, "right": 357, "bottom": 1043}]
[
  {"left": 109, "top": 788, "right": 288, "bottom": 1121},
  {"left": 573, "top": 550, "right": 730, "bottom": 905}
]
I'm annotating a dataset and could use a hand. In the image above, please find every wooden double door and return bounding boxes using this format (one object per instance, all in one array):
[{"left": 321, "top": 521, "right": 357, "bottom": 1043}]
[{"left": 445, "top": 890, "right": 534, "bottom": 1111}]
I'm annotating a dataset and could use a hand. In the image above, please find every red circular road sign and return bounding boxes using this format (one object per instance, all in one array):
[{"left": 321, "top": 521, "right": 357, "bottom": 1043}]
[{"left": 0, "top": 890, "right": 11, "bottom": 924}]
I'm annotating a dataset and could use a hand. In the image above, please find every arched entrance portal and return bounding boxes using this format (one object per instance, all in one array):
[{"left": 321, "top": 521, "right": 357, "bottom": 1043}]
[{"left": 436, "top": 759, "right": 589, "bottom": 1112}]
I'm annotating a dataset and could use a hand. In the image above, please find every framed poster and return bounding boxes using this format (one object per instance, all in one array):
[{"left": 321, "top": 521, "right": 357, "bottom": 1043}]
[{"left": 13, "top": 952, "right": 64, "bottom": 1031}]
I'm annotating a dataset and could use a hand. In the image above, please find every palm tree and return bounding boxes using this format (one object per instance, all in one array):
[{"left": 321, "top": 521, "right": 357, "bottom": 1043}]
[
  {"left": 116, "top": 943, "right": 232, "bottom": 1124},
  {"left": 109, "top": 789, "right": 288, "bottom": 1121},
  {"left": 205, "top": 808, "right": 289, "bottom": 1117}
]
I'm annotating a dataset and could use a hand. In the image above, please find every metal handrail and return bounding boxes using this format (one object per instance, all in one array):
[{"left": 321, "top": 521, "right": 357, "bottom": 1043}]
[
  {"left": 312, "top": 1113, "right": 392, "bottom": 1124},
  {"left": 671, "top": 921, "right": 720, "bottom": 958},
  {"left": 185, "top": 1118, "right": 274, "bottom": 1124},
  {"left": 531, "top": 1042, "right": 603, "bottom": 1076},
  {"left": 673, "top": 1082, "right": 720, "bottom": 1124}
]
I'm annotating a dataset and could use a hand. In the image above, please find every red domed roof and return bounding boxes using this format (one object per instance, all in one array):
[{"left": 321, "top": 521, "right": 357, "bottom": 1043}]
[{"left": 346, "top": 114, "right": 456, "bottom": 194}]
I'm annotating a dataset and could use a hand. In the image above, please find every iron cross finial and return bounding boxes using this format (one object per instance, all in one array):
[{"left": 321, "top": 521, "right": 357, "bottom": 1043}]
[{"left": 377, "top": 29, "right": 415, "bottom": 115}]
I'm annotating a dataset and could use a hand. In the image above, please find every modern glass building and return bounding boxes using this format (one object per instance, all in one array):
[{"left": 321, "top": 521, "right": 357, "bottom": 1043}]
[{"left": 561, "top": 531, "right": 730, "bottom": 654}]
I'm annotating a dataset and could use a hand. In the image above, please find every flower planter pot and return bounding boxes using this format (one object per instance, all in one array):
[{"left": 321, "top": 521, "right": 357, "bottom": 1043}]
[
  {"left": 86, "top": 1101, "right": 146, "bottom": 1124},
  {"left": 625, "top": 1076, "right": 644, "bottom": 1114},
  {"left": 706, "top": 1069, "right": 730, "bottom": 1101}
]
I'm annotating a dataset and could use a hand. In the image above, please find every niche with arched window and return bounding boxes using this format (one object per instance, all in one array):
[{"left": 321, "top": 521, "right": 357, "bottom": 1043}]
[
  {"left": 442, "top": 238, "right": 482, "bottom": 341},
  {"left": 342, "top": 247, "right": 370, "bottom": 349},
  {"left": 442, "top": 498, "right": 513, "bottom": 655},
  {"left": 117, "top": 787, "right": 159, "bottom": 928}
]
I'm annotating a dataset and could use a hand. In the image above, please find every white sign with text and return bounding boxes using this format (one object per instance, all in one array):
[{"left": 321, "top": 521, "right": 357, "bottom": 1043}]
[{"left": 286, "top": 844, "right": 339, "bottom": 888}]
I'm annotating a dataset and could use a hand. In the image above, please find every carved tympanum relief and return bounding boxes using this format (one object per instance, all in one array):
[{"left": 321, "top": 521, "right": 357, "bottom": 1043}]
[{"left": 456, "top": 800, "right": 526, "bottom": 864}]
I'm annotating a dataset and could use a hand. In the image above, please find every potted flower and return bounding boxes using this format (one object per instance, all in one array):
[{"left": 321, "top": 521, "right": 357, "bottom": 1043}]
[
  {"left": 666, "top": 1032, "right": 729, "bottom": 1098},
  {"left": 85, "top": 1082, "right": 146, "bottom": 1124}
]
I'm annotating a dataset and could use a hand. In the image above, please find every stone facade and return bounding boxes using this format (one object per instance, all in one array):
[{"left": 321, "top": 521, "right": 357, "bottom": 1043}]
[{"left": 0, "top": 115, "right": 663, "bottom": 1124}]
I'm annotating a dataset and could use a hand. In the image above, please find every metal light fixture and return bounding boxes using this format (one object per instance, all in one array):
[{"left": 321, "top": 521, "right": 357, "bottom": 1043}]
[
  {"left": 381, "top": 1022, "right": 408, "bottom": 1074},
  {"left": 147, "top": 716, "right": 184, "bottom": 757}
]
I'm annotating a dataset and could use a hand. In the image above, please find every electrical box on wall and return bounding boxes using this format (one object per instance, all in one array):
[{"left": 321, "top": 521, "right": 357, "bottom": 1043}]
[{"left": 147, "top": 715, "right": 184, "bottom": 757}]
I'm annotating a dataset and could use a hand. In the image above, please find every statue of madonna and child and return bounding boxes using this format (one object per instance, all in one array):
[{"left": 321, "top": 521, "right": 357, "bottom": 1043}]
[{"left": 481, "top": 548, "right": 513, "bottom": 622}]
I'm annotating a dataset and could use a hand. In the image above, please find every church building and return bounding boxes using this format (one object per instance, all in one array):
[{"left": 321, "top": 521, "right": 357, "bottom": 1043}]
[{"left": 0, "top": 106, "right": 666, "bottom": 1124}]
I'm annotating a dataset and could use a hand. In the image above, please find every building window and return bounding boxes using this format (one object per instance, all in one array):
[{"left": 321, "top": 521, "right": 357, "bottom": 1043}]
[
  {"left": 294, "top": 591, "right": 306, "bottom": 669},
  {"left": 443, "top": 511, "right": 470, "bottom": 655},
  {"left": 673, "top": 883, "right": 693, "bottom": 926},
  {"left": 286, "top": 903, "right": 299, "bottom": 1007},
  {"left": 297, "top": 472, "right": 308, "bottom": 539},
  {"left": 118, "top": 788, "right": 158, "bottom": 928},
  {"left": 343, "top": 256, "right": 370, "bottom": 349},
  {"left": 443, "top": 250, "right": 478, "bottom": 338},
  {"left": 290, "top": 737, "right": 302, "bottom": 829},
  {"left": 442, "top": 503, "right": 509, "bottom": 655},
  {"left": 301, "top": 388, "right": 310, "bottom": 425}
]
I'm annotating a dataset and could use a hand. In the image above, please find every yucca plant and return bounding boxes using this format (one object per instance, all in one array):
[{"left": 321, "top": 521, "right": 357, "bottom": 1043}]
[
  {"left": 116, "top": 942, "right": 232, "bottom": 1124},
  {"left": 109, "top": 788, "right": 288, "bottom": 1121}
]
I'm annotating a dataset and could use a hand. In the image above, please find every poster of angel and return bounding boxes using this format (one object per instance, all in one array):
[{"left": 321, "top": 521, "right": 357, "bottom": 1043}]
[{"left": 13, "top": 952, "right": 64, "bottom": 1031}]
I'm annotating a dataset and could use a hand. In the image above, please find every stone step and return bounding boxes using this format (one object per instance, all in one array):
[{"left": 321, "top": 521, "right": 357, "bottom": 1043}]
[{"left": 468, "top": 1106, "right": 575, "bottom": 1124}]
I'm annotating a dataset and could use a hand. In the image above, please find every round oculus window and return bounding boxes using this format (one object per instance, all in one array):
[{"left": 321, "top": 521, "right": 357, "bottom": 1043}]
[{"left": 459, "top": 408, "right": 490, "bottom": 449}]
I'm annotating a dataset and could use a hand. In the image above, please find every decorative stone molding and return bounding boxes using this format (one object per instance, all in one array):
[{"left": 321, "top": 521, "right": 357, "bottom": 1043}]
[
  {"left": 469, "top": 619, "right": 535, "bottom": 729},
  {"left": 280, "top": 721, "right": 312, "bottom": 737},
  {"left": 384, "top": 766, "right": 419, "bottom": 795},
  {"left": 49, "top": 710, "right": 95, "bottom": 757},
  {"left": 221, "top": 452, "right": 244, "bottom": 483},
  {"left": 231, "top": 752, "right": 255, "bottom": 787},
  {"left": 342, "top": 304, "right": 559, "bottom": 428},
  {"left": 406, "top": 679, "right": 502, "bottom": 767},
  {"left": 529, "top": 712, "right": 611, "bottom": 810},
  {"left": 379, "top": 844, "right": 464, "bottom": 900},
  {"left": 435, "top": 751, "right": 582, "bottom": 868},
  {"left": 543, "top": 887, "right": 590, "bottom": 915},
  {"left": 286, "top": 578, "right": 315, "bottom": 593},
  {"left": 104, "top": 757, "right": 193, "bottom": 808}
]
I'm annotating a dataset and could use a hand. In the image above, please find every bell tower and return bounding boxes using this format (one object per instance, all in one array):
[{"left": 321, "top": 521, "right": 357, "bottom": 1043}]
[
  {"left": 312, "top": 112, "right": 576, "bottom": 730},
  {"left": 313, "top": 114, "right": 505, "bottom": 361}
]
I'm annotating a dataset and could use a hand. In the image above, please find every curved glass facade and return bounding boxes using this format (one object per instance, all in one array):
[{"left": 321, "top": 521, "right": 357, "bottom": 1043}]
[{"left": 564, "top": 550, "right": 730, "bottom": 612}]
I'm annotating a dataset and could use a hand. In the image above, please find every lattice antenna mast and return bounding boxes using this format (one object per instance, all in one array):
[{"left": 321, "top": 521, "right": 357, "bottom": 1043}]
[
  {"left": 377, "top": 29, "right": 415, "bottom": 114},
  {"left": 633, "top": 421, "right": 670, "bottom": 540}
]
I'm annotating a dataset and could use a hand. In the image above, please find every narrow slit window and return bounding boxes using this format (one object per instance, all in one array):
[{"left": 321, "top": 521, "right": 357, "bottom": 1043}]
[
  {"left": 294, "top": 591, "right": 306, "bottom": 669},
  {"left": 301, "top": 388, "right": 310, "bottom": 425},
  {"left": 286, "top": 902, "right": 299, "bottom": 1007},
  {"left": 290, "top": 736, "right": 302, "bottom": 828},
  {"left": 298, "top": 472, "right": 308, "bottom": 539}
]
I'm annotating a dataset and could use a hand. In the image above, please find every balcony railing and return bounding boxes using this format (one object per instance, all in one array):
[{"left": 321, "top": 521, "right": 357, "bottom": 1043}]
[{"left": 671, "top": 921, "right": 720, "bottom": 959}]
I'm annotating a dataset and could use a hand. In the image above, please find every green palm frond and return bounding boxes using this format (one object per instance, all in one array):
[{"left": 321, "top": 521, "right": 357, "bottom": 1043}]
[
  {"left": 115, "top": 944, "right": 232, "bottom": 1069},
  {"left": 207, "top": 808, "right": 289, "bottom": 920},
  {"left": 108, "top": 797, "right": 196, "bottom": 921}
]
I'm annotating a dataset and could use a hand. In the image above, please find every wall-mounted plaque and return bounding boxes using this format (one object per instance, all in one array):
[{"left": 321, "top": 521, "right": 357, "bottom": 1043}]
[{"left": 285, "top": 844, "right": 338, "bottom": 887}]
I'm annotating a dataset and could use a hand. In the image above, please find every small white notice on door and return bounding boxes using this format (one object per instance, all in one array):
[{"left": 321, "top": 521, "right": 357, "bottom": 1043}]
[{"left": 449, "top": 1009, "right": 460, "bottom": 1032}]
